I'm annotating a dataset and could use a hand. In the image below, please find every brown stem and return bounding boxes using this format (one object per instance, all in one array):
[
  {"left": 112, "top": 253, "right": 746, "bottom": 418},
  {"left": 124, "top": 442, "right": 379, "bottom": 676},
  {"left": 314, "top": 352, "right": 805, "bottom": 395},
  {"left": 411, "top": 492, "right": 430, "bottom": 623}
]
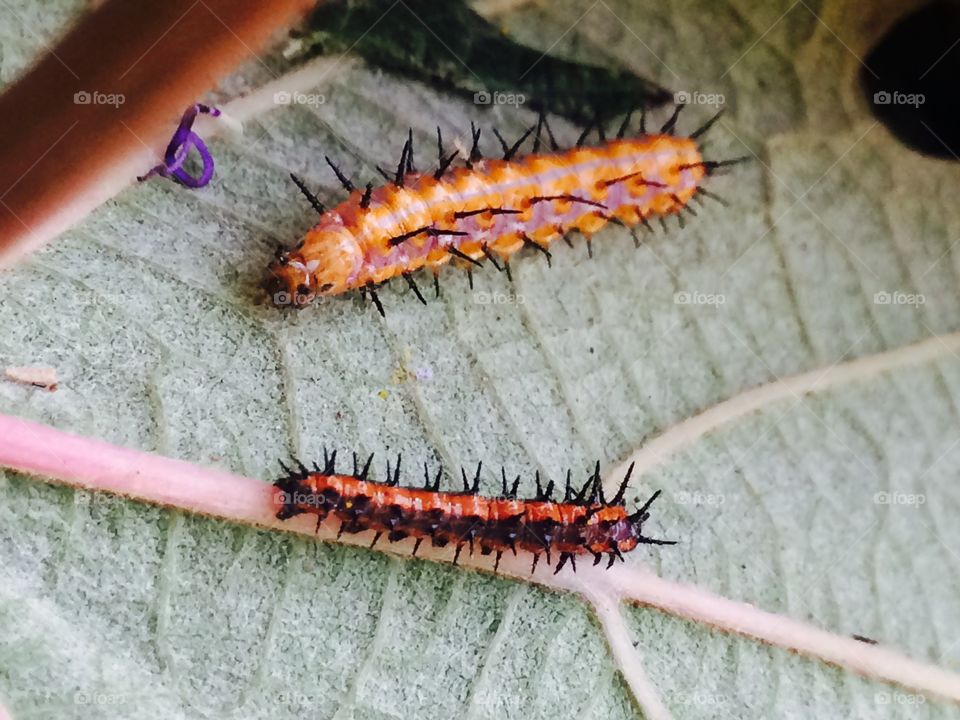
[{"left": 0, "top": 0, "right": 315, "bottom": 268}]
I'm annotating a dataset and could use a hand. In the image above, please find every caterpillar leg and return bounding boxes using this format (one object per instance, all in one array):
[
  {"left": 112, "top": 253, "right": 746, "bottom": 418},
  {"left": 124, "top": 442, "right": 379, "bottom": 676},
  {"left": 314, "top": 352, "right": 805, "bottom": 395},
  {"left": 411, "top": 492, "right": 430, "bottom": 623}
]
[
  {"left": 554, "top": 552, "right": 577, "bottom": 574},
  {"left": 361, "top": 282, "right": 385, "bottom": 317},
  {"left": 403, "top": 273, "right": 427, "bottom": 305}
]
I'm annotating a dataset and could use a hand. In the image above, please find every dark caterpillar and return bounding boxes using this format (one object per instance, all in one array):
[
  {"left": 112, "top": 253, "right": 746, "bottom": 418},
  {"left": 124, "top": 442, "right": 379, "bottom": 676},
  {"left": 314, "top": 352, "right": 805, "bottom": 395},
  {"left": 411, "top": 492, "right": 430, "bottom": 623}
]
[{"left": 273, "top": 451, "right": 674, "bottom": 573}]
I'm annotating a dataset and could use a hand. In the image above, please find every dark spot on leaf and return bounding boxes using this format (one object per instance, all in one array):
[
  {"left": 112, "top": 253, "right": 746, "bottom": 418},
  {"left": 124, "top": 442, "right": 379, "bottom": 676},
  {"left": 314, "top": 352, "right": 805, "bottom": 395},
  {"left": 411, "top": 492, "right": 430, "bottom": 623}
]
[{"left": 861, "top": 1, "right": 960, "bottom": 159}]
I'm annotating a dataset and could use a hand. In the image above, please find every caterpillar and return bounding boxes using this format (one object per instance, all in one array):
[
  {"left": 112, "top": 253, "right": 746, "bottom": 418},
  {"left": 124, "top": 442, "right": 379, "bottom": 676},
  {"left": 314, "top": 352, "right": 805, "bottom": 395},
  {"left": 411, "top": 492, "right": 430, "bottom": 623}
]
[
  {"left": 265, "top": 106, "right": 745, "bottom": 314},
  {"left": 272, "top": 451, "right": 674, "bottom": 573}
]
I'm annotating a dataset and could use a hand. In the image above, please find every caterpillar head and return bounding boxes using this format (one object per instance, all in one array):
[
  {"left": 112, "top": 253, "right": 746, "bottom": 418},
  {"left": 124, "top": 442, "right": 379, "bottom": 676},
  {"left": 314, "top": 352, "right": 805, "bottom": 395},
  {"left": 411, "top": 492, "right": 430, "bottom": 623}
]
[
  {"left": 266, "top": 225, "right": 362, "bottom": 307},
  {"left": 622, "top": 489, "right": 675, "bottom": 553},
  {"left": 585, "top": 490, "right": 674, "bottom": 556},
  {"left": 273, "top": 472, "right": 306, "bottom": 520}
]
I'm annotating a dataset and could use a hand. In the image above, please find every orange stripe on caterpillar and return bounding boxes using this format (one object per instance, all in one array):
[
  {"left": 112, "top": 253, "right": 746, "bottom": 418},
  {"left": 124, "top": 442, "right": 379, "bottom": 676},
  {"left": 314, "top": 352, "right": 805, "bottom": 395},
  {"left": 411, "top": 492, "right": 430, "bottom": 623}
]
[
  {"left": 272, "top": 452, "right": 674, "bottom": 573},
  {"left": 266, "top": 110, "right": 742, "bottom": 312}
]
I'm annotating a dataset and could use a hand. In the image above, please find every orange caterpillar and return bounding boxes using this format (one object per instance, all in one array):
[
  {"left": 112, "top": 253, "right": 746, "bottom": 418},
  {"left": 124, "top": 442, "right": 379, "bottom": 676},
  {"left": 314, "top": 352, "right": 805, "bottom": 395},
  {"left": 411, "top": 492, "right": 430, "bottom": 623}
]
[
  {"left": 273, "top": 451, "right": 674, "bottom": 573},
  {"left": 267, "top": 108, "right": 741, "bottom": 314}
]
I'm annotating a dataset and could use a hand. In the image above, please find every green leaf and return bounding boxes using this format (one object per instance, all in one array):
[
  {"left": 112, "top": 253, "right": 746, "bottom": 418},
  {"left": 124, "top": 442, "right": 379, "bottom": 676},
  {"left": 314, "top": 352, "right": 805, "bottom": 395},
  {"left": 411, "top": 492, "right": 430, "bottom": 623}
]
[
  {"left": 299, "top": 0, "right": 670, "bottom": 122},
  {"left": 2, "top": 1, "right": 960, "bottom": 718}
]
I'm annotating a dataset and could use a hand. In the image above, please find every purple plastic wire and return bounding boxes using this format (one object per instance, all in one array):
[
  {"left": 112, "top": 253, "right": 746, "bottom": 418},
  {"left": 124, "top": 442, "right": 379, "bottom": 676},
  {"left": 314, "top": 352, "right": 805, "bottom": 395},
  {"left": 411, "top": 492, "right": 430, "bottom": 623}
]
[{"left": 139, "top": 103, "right": 221, "bottom": 188}]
